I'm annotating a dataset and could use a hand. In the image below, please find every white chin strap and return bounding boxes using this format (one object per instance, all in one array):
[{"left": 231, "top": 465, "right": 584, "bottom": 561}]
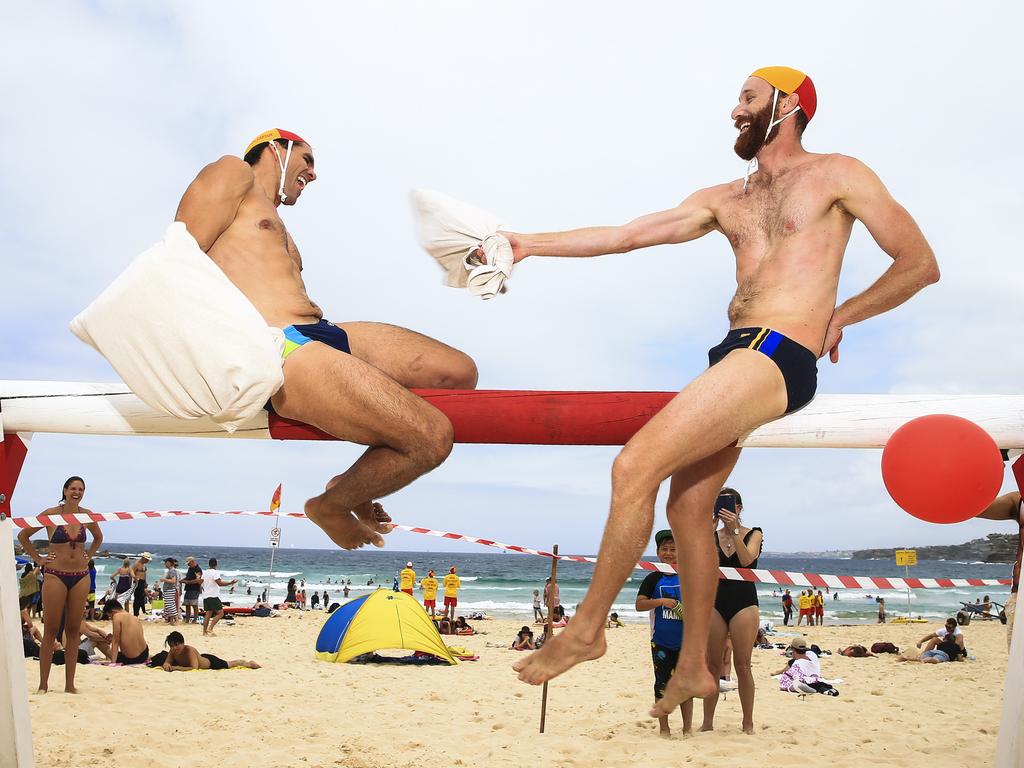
[
  {"left": 743, "top": 88, "right": 802, "bottom": 190},
  {"left": 269, "top": 140, "right": 294, "bottom": 203}
]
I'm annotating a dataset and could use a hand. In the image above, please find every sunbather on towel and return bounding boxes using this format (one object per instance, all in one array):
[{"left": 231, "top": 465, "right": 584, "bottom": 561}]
[
  {"left": 837, "top": 645, "right": 876, "bottom": 657},
  {"left": 772, "top": 639, "right": 837, "bottom": 695},
  {"left": 159, "top": 631, "right": 260, "bottom": 671},
  {"left": 174, "top": 129, "right": 478, "bottom": 551}
]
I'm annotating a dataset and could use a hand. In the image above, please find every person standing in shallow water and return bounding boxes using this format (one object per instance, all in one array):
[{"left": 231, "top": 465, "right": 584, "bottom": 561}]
[
  {"left": 506, "top": 67, "right": 939, "bottom": 723},
  {"left": 17, "top": 476, "right": 104, "bottom": 693}
]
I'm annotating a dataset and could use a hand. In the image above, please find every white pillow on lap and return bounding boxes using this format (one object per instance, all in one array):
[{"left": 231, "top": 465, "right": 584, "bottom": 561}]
[{"left": 70, "top": 222, "right": 284, "bottom": 432}]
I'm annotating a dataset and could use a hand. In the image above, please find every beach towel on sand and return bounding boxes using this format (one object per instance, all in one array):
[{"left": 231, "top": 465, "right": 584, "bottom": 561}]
[
  {"left": 412, "top": 189, "right": 514, "bottom": 300},
  {"left": 70, "top": 222, "right": 285, "bottom": 432}
]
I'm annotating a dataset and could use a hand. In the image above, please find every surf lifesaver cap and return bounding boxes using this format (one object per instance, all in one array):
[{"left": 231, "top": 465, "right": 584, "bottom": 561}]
[
  {"left": 750, "top": 66, "right": 816, "bottom": 122},
  {"left": 244, "top": 129, "right": 310, "bottom": 204},
  {"left": 244, "top": 128, "right": 309, "bottom": 157}
]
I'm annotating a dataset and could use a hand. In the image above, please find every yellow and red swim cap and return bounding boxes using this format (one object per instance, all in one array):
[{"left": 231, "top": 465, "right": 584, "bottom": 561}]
[
  {"left": 244, "top": 129, "right": 309, "bottom": 157},
  {"left": 750, "top": 67, "right": 816, "bottom": 122}
]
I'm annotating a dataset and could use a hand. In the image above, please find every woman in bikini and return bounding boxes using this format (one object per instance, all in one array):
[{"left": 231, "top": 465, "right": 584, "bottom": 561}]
[
  {"left": 701, "top": 487, "right": 763, "bottom": 734},
  {"left": 17, "top": 476, "right": 103, "bottom": 693}
]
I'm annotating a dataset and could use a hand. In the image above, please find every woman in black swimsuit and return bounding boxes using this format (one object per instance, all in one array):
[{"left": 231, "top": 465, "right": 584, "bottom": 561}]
[
  {"left": 16, "top": 476, "right": 103, "bottom": 693},
  {"left": 701, "top": 487, "right": 762, "bottom": 734}
]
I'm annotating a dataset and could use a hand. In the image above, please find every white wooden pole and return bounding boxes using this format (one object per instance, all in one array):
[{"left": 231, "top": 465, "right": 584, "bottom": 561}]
[
  {"left": 995, "top": 596, "right": 1023, "bottom": 767},
  {"left": 0, "top": 416, "right": 34, "bottom": 768}
]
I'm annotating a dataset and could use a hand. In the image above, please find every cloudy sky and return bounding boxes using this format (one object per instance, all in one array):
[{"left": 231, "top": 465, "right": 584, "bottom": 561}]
[{"left": 3, "top": 2, "right": 1021, "bottom": 556}]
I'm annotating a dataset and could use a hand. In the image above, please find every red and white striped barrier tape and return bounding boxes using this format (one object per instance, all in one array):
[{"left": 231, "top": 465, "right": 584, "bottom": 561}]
[{"left": 11, "top": 508, "right": 1012, "bottom": 590}]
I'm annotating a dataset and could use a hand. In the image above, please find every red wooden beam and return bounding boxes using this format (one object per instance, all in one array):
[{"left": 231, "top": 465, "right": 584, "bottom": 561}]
[{"left": 268, "top": 389, "right": 676, "bottom": 446}]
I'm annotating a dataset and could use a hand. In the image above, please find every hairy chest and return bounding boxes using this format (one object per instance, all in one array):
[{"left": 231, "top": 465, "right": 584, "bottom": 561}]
[{"left": 715, "top": 170, "right": 838, "bottom": 251}]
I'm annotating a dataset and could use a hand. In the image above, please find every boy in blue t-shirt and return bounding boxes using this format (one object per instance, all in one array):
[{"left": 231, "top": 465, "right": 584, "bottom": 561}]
[{"left": 635, "top": 529, "right": 691, "bottom": 736}]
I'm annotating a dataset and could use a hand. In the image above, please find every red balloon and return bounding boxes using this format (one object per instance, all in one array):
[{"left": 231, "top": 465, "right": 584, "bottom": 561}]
[{"left": 881, "top": 414, "right": 1004, "bottom": 524}]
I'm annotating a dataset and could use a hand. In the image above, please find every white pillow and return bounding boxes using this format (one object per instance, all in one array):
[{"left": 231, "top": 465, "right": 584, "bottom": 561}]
[{"left": 70, "top": 222, "right": 284, "bottom": 432}]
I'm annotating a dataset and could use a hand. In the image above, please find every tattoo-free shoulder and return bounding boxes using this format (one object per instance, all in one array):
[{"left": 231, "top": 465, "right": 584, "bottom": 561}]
[{"left": 204, "top": 155, "right": 254, "bottom": 181}]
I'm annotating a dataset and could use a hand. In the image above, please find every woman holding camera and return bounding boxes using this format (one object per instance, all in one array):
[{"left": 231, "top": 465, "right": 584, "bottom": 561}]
[{"left": 701, "top": 486, "right": 762, "bottom": 734}]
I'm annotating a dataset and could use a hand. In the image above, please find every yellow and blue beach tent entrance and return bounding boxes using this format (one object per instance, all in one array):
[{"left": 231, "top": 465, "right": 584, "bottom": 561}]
[{"left": 315, "top": 590, "right": 457, "bottom": 665}]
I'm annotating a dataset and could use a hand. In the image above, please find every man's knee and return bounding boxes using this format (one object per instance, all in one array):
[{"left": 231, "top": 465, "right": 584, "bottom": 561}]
[
  {"left": 426, "top": 351, "right": 478, "bottom": 389},
  {"left": 611, "top": 449, "right": 660, "bottom": 499},
  {"left": 413, "top": 410, "right": 454, "bottom": 468},
  {"left": 447, "top": 351, "right": 478, "bottom": 389}
]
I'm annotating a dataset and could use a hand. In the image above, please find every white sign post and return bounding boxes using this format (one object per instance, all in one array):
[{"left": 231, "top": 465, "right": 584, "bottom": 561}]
[{"left": 1, "top": 419, "right": 35, "bottom": 768}]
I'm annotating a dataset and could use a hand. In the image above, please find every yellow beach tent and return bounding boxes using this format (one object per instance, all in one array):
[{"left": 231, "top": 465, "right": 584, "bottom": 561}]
[{"left": 314, "top": 589, "right": 457, "bottom": 665}]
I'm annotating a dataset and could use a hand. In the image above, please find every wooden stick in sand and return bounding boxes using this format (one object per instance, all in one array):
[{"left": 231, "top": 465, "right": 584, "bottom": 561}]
[{"left": 539, "top": 544, "right": 559, "bottom": 733}]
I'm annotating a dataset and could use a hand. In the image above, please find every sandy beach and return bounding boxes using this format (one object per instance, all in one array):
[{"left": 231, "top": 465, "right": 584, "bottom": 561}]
[{"left": 24, "top": 612, "right": 1010, "bottom": 768}]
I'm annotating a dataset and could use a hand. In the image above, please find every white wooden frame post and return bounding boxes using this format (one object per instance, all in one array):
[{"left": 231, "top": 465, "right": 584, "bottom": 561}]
[
  {"left": 0, "top": 422, "right": 34, "bottom": 768},
  {"left": 995, "top": 454, "right": 1024, "bottom": 768},
  {"left": 996, "top": 599, "right": 1023, "bottom": 767}
]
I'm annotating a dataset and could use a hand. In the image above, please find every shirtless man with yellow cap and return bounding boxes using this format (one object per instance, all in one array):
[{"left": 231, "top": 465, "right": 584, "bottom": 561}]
[
  {"left": 507, "top": 67, "right": 940, "bottom": 729},
  {"left": 174, "top": 129, "right": 478, "bottom": 550}
]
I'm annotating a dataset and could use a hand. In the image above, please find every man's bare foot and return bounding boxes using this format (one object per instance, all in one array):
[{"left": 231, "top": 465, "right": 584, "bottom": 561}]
[
  {"left": 65, "top": 685, "right": 78, "bottom": 694},
  {"left": 742, "top": 721, "right": 754, "bottom": 734},
  {"left": 305, "top": 496, "right": 385, "bottom": 550},
  {"left": 699, "top": 724, "right": 714, "bottom": 732},
  {"left": 34, "top": 687, "right": 47, "bottom": 695},
  {"left": 658, "top": 728, "right": 671, "bottom": 738},
  {"left": 354, "top": 501, "right": 394, "bottom": 535},
  {"left": 650, "top": 670, "right": 717, "bottom": 719},
  {"left": 512, "top": 627, "right": 606, "bottom": 684}
]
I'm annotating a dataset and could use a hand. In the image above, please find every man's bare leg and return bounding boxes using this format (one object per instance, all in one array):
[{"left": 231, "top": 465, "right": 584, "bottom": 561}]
[
  {"left": 339, "top": 322, "right": 479, "bottom": 390},
  {"left": 650, "top": 444, "right": 743, "bottom": 716},
  {"left": 513, "top": 350, "right": 786, "bottom": 690},
  {"left": 700, "top": 609, "right": 731, "bottom": 731},
  {"left": 273, "top": 342, "right": 457, "bottom": 549},
  {"left": 334, "top": 322, "right": 479, "bottom": 535}
]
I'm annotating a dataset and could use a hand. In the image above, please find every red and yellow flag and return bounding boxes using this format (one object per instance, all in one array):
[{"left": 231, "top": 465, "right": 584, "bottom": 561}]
[{"left": 270, "top": 484, "right": 282, "bottom": 514}]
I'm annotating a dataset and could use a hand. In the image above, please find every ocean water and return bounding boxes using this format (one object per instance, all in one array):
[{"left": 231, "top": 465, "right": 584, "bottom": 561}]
[{"left": 94, "top": 543, "right": 1015, "bottom": 625}]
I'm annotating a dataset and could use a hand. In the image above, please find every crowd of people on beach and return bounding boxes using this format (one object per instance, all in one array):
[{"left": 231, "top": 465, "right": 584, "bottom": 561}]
[
  {"left": 11, "top": 472, "right": 1019, "bottom": 751},
  {"left": 622, "top": 485, "right": 1021, "bottom": 737},
  {"left": 13, "top": 477, "right": 273, "bottom": 692}
]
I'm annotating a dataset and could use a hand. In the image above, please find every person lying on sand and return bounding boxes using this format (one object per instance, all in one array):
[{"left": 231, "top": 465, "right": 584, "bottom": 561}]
[
  {"left": 837, "top": 645, "right": 876, "bottom": 657},
  {"left": 159, "top": 631, "right": 261, "bottom": 671}
]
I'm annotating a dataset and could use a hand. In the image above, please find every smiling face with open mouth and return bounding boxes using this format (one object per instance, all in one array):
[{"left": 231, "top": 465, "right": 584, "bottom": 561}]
[
  {"left": 731, "top": 76, "right": 777, "bottom": 161},
  {"left": 283, "top": 144, "right": 316, "bottom": 204}
]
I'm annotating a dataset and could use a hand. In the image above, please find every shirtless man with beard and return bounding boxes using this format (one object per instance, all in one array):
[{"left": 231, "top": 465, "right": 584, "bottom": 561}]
[
  {"left": 504, "top": 67, "right": 940, "bottom": 729},
  {"left": 174, "top": 130, "right": 478, "bottom": 550}
]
